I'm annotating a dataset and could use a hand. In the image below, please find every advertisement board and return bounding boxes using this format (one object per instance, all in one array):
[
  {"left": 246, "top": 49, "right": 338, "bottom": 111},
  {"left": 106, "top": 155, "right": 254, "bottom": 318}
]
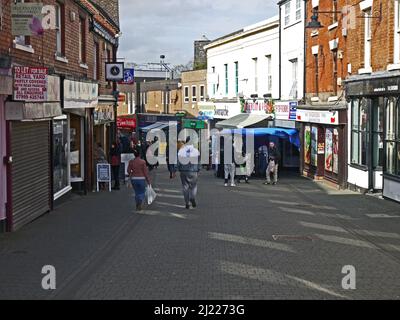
[{"left": 13, "top": 66, "right": 48, "bottom": 102}]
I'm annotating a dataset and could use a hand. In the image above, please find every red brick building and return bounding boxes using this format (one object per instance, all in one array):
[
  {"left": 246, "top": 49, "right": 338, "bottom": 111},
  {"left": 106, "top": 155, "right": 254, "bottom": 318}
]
[
  {"left": 345, "top": 0, "right": 400, "bottom": 203},
  {"left": 297, "top": 0, "right": 349, "bottom": 188},
  {"left": 0, "top": 0, "right": 120, "bottom": 231}
]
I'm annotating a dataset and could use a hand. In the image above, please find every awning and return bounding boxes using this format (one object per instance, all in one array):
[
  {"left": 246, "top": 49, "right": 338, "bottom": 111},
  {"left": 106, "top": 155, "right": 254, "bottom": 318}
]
[
  {"left": 215, "top": 113, "right": 273, "bottom": 129},
  {"left": 141, "top": 121, "right": 175, "bottom": 132},
  {"left": 218, "top": 127, "right": 300, "bottom": 149}
]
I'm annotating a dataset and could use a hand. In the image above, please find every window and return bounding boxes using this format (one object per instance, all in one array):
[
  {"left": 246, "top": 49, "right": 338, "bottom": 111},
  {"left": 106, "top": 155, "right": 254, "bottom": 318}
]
[
  {"left": 94, "top": 41, "right": 100, "bottom": 80},
  {"left": 285, "top": 2, "right": 291, "bottom": 26},
  {"left": 212, "top": 66, "right": 216, "bottom": 95},
  {"left": 200, "top": 85, "right": 205, "bottom": 101},
  {"left": 385, "top": 98, "right": 400, "bottom": 176},
  {"left": 55, "top": 2, "right": 65, "bottom": 56},
  {"left": 332, "top": 0, "right": 338, "bottom": 24},
  {"left": 78, "top": 17, "right": 86, "bottom": 63},
  {"left": 266, "top": 55, "right": 272, "bottom": 93},
  {"left": 364, "top": 9, "right": 372, "bottom": 69},
  {"left": 192, "top": 86, "right": 197, "bottom": 102},
  {"left": 372, "top": 98, "right": 384, "bottom": 168},
  {"left": 70, "top": 114, "right": 84, "bottom": 182},
  {"left": 296, "top": 0, "right": 302, "bottom": 21},
  {"left": 351, "top": 99, "right": 369, "bottom": 166},
  {"left": 234, "top": 62, "right": 239, "bottom": 94},
  {"left": 184, "top": 86, "right": 189, "bottom": 103},
  {"left": 14, "top": 0, "right": 30, "bottom": 47},
  {"left": 224, "top": 64, "right": 228, "bottom": 95},
  {"left": 325, "top": 128, "right": 339, "bottom": 175},
  {"left": 290, "top": 58, "right": 298, "bottom": 99},
  {"left": 253, "top": 58, "right": 258, "bottom": 92},
  {"left": 332, "top": 50, "right": 338, "bottom": 95}
]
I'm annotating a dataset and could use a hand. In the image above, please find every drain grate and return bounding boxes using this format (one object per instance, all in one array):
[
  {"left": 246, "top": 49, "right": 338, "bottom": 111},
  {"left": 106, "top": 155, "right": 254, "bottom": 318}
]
[{"left": 272, "top": 235, "right": 316, "bottom": 241}]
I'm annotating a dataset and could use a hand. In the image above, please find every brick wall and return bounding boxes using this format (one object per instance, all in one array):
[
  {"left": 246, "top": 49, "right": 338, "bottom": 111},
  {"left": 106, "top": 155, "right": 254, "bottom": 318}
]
[
  {"left": 0, "top": 0, "right": 116, "bottom": 97},
  {"left": 347, "top": 0, "right": 394, "bottom": 73},
  {"left": 305, "top": 0, "right": 349, "bottom": 101},
  {"left": 144, "top": 89, "right": 182, "bottom": 114},
  {"left": 181, "top": 69, "right": 207, "bottom": 117}
]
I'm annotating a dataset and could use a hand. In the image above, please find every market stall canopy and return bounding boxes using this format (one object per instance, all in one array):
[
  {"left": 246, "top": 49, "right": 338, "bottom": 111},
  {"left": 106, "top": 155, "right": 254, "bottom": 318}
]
[
  {"left": 141, "top": 121, "right": 177, "bottom": 132},
  {"left": 218, "top": 128, "right": 300, "bottom": 149},
  {"left": 215, "top": 113, "right": 272, "bottom": 129}
]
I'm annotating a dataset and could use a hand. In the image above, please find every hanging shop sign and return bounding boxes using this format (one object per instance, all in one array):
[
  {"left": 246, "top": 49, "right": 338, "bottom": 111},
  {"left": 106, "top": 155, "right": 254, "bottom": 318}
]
[
  {"left": 63, "top": 79, "right": 98, "bottom": 109},
  {"left": 296, "top": 109, "right": 339, "bottom": 125},
  {"left": 275, "top": 101, "right": 298, "bottom": 120},
  {"left": 13, "top": 66, "right": 48, "bottom": 102},
  {"left": 11, "top": 2, "right": 44, "bottom": 36},
  {"left": 119, "top": 69, "right": 134, "bottom": 85},
  {"left": 105, "top": 63, "right": 124, "bottom": 81}
]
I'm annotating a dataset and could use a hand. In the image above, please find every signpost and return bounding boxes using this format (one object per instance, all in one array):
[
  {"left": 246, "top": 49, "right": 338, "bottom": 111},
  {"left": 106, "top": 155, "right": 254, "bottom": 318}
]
[{"left": 97, "top": 163, "right": 111, "bottom": 192}]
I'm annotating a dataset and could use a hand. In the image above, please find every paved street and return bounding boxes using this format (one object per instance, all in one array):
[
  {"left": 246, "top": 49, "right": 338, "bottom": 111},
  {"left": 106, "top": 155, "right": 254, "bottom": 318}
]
[{"left": 1, "top": 167, "right": 400, "bottom": 300}]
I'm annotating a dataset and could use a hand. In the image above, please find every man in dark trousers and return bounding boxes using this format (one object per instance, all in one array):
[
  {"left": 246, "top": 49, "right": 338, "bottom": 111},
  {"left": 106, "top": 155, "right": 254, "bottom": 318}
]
[{"left": 264, "top": 141, "right": 281, "bottom": 185}]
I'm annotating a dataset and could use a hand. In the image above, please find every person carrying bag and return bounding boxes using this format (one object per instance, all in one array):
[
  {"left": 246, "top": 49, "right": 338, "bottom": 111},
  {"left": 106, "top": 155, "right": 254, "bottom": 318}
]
[{"left": 127, "top": 148, "right": 152, "bottom": 211}]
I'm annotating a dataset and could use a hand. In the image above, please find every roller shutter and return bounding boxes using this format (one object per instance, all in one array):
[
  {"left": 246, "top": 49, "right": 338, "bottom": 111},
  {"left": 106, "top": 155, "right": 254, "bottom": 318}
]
[{"left": 11, "top": 121, "right": 51, "bottom": 231}]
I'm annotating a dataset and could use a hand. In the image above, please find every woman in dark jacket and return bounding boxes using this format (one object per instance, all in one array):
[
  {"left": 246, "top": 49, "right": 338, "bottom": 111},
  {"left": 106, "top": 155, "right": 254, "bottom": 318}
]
[{"left": 110, "top": 141, "right": 121, "bottom": 190}]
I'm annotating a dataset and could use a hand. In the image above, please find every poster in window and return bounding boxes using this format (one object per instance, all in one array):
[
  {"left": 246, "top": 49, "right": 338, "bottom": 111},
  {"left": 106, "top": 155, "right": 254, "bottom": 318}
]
[
  {"left": 333, "top": 129, "right": 339, "bottom": 174},
  {"left": 325, "top": 128, "right": 333, "bottom": 172},
  {"left": 304, "top": 126, "right": 311, "bottom": 165},
  {"left": 311, "top": 127, "right": 318, "bottom": 167}
]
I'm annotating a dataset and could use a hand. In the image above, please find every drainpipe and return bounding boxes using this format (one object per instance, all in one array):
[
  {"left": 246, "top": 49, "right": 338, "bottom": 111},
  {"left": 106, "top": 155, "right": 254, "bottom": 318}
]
[
  {"left": 279, "top": 3, "right": 282, "bottom": 100},
  {"left": 303, "top": 0, "right": 307, "bottom": 103}
]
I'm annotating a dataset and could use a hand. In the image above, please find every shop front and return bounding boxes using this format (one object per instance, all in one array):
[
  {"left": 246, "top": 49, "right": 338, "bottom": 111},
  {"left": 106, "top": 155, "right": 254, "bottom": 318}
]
[
  {"left": 62, "top": 79, "right": 98, "bottom": 195},
  {"left": 0, "top": 68, "right": 13, "bottom": 232},
  {"left": 274, "top": 101, "right": 300, "bottom": 169},
  {"left": 346, "top": 73, "right": 400, "bottom": 202},
  {"left": 211, "top": 100, "right": 242, "bottom": 129},
  {"left": 94, "top": 101, "right": 115, "bottom": 157},
  {"left": 296, "top": 106, "right": 347, "bottom": 188}
]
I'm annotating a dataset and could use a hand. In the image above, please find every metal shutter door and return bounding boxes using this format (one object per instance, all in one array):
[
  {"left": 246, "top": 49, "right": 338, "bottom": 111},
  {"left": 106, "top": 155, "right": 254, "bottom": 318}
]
[{"left": 11, "top": 121, "right": 50, "bottom": 231}]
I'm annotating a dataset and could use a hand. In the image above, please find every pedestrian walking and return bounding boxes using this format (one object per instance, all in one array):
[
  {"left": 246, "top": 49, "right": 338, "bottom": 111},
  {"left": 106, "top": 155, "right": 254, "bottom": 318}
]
[
  {"left": 264, "top": 142, "right": 281, "bottom": 185},
  {"left": 127, "top": 148, "right": 151, "bottom": 211},
  {"left": 110, "top": 141, "right": 121, "bottom": 190},
  {"left": 258, "top": 143, "right": 269, "bottom": 178},
  {"left": 173, "top": 137, "right": 201, "bottom": 209},
  {"left": 224, "top": 163, "right": 236, "bottom": 187}
]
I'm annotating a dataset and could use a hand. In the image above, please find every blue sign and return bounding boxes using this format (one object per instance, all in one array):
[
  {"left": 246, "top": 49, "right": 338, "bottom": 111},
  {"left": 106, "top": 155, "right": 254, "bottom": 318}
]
[
  {"left": 122, "top": 68, "right": 134, "bottom": 84},
  {"left": 289, "top": 102, "right": 298, "bottom": 120}
]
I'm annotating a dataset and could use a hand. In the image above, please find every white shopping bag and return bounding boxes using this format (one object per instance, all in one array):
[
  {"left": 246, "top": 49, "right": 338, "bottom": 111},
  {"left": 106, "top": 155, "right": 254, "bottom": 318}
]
[{"left": 145, "top": 185, "right": 157, "bottom": 205}]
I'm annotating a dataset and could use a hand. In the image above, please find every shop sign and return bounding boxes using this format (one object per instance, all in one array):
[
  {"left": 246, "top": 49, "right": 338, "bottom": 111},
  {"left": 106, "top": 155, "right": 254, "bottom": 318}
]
[
  {"left": 94, "top": 106, "right": 114, "bottom": 124},
  {"left": 119, "top": 69, "right": 134, "bottom": 85},
  {"left": 117, "top": 117, "right": 136, "bottom": 129},
  {"left": 183, "top": 119, "right": 205, "bottom": 129},
  {"left": 275, "top": 101, "right": 298, "bottom": 120},
  {"left": 244, "top": 100, "right": 273, "bottom": 115},
  {"left": 63, "top": 79, "right": 98, "bottom": 109},
  {"left": 198, "top": 102, "right": 215, "bottom": 119},
  {"left": 214, "top": 102, "right": 242, "bottom": 119},
  {"left": 13, "top": 66, "right": 48, "bottom": 102},
  {"left": 296, "top": 109, "right": 339, "bottom": 125}
]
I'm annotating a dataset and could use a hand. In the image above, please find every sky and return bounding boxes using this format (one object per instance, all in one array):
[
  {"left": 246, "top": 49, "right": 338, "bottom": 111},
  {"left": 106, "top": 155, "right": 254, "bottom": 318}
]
[{"left": 118, "top": 0, "right": 278, "bottom": 66}]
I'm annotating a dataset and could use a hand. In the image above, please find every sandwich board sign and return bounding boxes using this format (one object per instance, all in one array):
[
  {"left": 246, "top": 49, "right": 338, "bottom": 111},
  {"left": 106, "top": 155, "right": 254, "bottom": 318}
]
[{"left": 97, "top": 163, "right": 111, "bottom": 192}]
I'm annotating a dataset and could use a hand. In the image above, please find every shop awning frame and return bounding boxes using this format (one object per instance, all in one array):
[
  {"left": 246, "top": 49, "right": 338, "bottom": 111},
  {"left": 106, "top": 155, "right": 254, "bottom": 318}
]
[{"left": 215, "top": 113, "right": 273, "bottom": 129}]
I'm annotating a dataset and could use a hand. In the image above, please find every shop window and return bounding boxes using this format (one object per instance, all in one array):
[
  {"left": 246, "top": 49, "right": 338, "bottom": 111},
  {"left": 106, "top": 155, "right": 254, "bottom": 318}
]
[
  {"left": 325, "top": 128, "right": 339, "bottom": 175},
  {"left": 184, "top": 86, "right": 189, "bottom": 103},
  {"left": 53, "top": 117, "right": 70, "bottom": 196},
  {"left": 385, "top": 98, "right": 400, "bottom": 176},
  {"left": 70, "top": 115, "right": 84, "bottom": 182},
  {"left": 351, "top": 99, "right": 368, "bottom": 166},
  {"left": 304, "top": 125, "right": 311, "bottom": 165},
  {"left": 372, "top": 98, "right": 384, "bottom": 168},
  {"left": 311, "top": 126, "right": 318, "bottom": 167}
]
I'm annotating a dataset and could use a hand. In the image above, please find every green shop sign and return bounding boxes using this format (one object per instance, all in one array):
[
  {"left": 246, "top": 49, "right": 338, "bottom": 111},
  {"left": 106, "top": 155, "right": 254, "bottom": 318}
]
[{"left": 183, "top": 119, "right": 206, "bottom": 129}]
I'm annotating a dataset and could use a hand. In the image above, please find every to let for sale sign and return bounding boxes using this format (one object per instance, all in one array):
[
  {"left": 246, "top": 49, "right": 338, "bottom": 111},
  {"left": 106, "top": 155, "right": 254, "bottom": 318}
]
[{"left": 13, "top": 66, "right": 48, "bottom": 102}]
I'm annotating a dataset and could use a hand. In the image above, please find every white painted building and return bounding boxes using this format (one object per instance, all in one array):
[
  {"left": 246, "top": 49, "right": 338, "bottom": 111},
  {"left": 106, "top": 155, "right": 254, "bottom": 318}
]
[
  {"left": 278, "top": 0, "right": 305, "bottom": 102},
  {"left": 205, "top": 16, "right": 280, "bottom": 113}
]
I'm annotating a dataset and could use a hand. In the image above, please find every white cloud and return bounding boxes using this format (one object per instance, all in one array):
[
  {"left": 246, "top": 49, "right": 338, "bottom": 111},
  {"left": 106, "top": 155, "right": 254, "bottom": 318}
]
[{"left": 118, "top": 0, "right": 278, "bottom": 65}]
